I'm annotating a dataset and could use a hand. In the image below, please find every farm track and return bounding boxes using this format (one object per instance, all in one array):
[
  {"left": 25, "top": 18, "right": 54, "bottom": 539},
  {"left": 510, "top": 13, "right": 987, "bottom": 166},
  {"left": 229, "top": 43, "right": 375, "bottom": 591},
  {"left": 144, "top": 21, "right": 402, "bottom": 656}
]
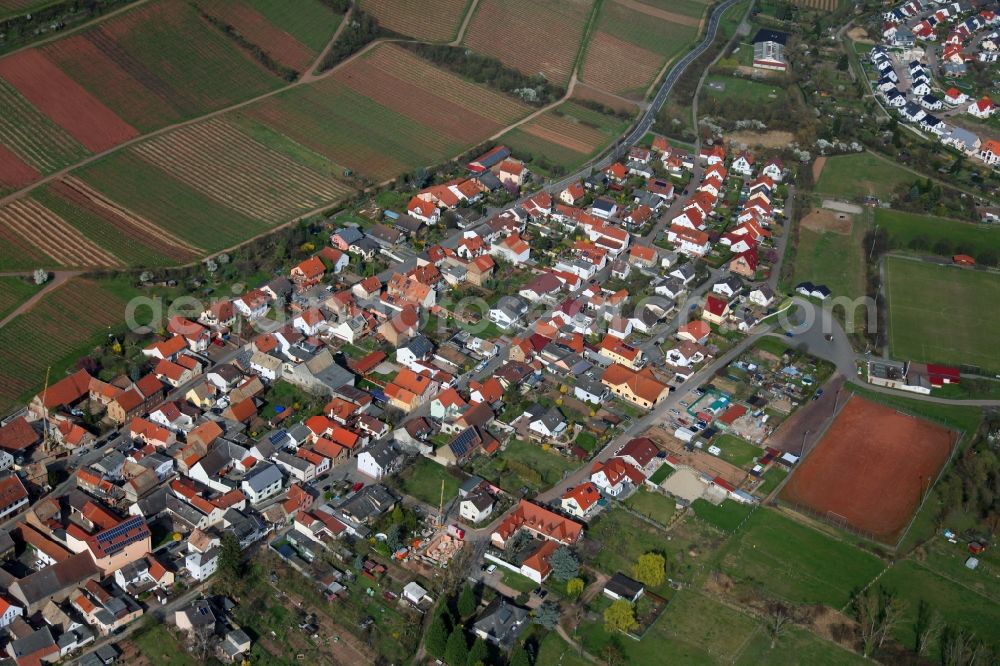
[{"left": 0, "top": 270, "right": 80, "bottom": 329}]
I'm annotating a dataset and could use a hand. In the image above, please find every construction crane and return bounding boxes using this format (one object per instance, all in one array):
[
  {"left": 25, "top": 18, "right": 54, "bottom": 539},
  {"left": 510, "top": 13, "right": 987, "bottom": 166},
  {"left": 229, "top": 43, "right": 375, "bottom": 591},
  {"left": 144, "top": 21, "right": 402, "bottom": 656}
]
[
  {"left": 40, "top": 367, "right": 50, "bottom": 453},
  {"left": 437, "top": 479, "right": 445, "bottom": 528}
]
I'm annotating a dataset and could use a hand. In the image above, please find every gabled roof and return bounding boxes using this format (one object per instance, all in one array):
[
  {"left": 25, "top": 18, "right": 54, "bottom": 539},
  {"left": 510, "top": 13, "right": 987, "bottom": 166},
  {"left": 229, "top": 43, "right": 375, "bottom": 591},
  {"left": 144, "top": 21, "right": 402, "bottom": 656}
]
[
  {"left": 562, "top": 482, "right": 601, "bottom": 512},
  {"left": 36, "top": 369, "right": 93, "bottom": 409}
]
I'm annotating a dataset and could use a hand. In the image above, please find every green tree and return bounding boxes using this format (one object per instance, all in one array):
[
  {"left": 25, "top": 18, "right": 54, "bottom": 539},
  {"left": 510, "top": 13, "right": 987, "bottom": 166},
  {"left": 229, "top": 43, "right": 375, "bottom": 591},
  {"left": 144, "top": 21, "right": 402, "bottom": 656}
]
[
  {"left": 467, "top": 637, "right": 488, "bottom": 666},
  {"left": 532, "top": 601, "right": 561, "bottom": 630},
  {"left": 445, "top": 629, "right": 468, "bottom": 666},
  {"left": 632, "top": 552, "right": 666, "bottom": 589},
  {"left": 566, "top": 577, "right": 585, "bottom": 599},
  {"left": 603, "top": 600, "right": 638, "bottom": 634},
  {"left": 457, "top": 585, "right": 477, "bottom": 618},
  {"left": 549, "top": 546, "right": 580, "bottom": 582},
  {"left": 510, "top": 645, "right": 531, "bottom": 666},
  {"left": 426, "top": 613, "right": 449, "bottom": 658},
  {"left": 216, "top": 532, "right": 243, "bottom": 590}
]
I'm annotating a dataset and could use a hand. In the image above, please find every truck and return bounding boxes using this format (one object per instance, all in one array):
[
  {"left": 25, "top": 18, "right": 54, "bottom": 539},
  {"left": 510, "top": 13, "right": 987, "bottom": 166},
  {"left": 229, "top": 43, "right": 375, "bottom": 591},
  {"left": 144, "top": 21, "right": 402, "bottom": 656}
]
[{"left": 447, "top": 524, "right": 466, "bottom": 540}]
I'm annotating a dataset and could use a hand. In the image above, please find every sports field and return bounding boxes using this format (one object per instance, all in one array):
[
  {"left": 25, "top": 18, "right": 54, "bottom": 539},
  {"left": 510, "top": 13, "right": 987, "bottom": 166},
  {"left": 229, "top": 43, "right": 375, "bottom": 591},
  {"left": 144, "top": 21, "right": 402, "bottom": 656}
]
[
  {"left": 791, "top": 213, "right": 867, "bottom": 302},
  {"left": 885, "top": 256, "right": 1000, "bottom": 370},
  {"left": 781, "top": 395, "right": 956, "bottom": 545},
  {"left": 874, "top": 208, "right": 1000, "bottom": 259},
  {"left": 814, "top": 152, "right": 913, "bottom": 199}
]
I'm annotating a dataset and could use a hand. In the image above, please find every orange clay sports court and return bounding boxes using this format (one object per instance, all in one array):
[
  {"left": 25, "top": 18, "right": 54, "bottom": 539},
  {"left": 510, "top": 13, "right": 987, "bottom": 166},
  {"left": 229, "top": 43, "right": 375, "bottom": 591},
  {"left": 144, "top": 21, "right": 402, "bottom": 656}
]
[{"left": 780, "top": 395, "right": 957, "bottom": 545}]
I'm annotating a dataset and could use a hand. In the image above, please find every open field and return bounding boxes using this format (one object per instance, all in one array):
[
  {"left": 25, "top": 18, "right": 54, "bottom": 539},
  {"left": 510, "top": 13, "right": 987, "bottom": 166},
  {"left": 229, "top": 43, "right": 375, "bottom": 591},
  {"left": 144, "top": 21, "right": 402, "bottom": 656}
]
[
  {"left": 361, "top": 0, "right": 470, "bottom": 41},
  {"left": 718, "top": 508, "right": 883, "bottom": 608},
  {"left": 815, "top": 153, "right": 914, "bottom": 200},
  {"left": 464, "top": 0, "right": 594, "bottom": 88},
  {"left": 792, "top": 212, "right": 867, "bottom": 302},
  {"left": 885, "top": 256, "right": 1000, "bottom": 370},
  {"left": 469, "top": 439, "right": 574, "bottom": 494},
  {"left": 703, "top": 74, "right": 786, "bottom": 106},
  {"left": 880, "top": 560, "right": 1000, "bottom": 651},
  {"left": 399, "top": 456, "right": 462, "bottom": 506},
  {"left": 623, "top": 487, "right": 677, "bottom": 523},
  {"left": 736, "top": 627, "right": 866, "bottom": 665},
  {"left": 874, "top": 208, "right": 1000, "bottom": 258},
  {"left": 499, "top": 101, "right": 628, "bottom": 170},
  {"left": 657, "top": 591, "right": 759, "bottom": 663},
  {"left": 0, "top": 278, "right": 135, "bottom": 411},
  {"left": 711, "top": 434, "right": 761, "bottom": 468},
  {"left": 581, "top": 0, "right": 701, "bottom": 97},
  {"left": 34, "top": 0, "right": 285, "bottom": 132},
  {"left": 192, "top": 0, "right": 341, "bottom": 71},
  {"left": 781, "top": 395, "right": 956, "bottom": 544}
]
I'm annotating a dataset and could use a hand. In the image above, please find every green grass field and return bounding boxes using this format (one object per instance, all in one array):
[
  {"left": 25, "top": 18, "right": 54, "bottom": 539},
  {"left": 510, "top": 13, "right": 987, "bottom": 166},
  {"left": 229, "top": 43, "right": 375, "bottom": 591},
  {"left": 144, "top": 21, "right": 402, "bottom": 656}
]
[
  {"left": 792, "top": 215, "right": 868, "bottom": 302},
  {"left": 623, "top": 487, "right": 677, "bottom": 523},
  {"left": 469, "top": 439, "right": 575, "bottom": 494},
  {"left": 711, "top": 434, "right": 762, "bottom": 468},
  {"left": 736, "top": 627, "right": 866, "bottom": 665},
  {"left": 399, "top": 457, "right": 463, "bottom": 506},
  {"left": 885, "top": 256, "right": 1000, "bottom": 370},
  {"left": 880, "top": 560, "right": 1000, "bottom": 651},
  {"left": 874, "top": 208, "right": 1000, "bottom": 259},
  {"left": 43, "top": 0, "right": 284, "bottom": 131},
  {"left": 718, "top": 508, "right": 883, "bottom": 608},
  {"left": 131, "top": 622, "right": 199, "bottom": 666},
  {"left": 703, "top": 75, "right": 786, "bottom": 106},
  {"left": 815, "top": 153, "right": 914, "bottom": 200},
  {"left": 691, "top": 499, "right": 754, "bottom": 532}
]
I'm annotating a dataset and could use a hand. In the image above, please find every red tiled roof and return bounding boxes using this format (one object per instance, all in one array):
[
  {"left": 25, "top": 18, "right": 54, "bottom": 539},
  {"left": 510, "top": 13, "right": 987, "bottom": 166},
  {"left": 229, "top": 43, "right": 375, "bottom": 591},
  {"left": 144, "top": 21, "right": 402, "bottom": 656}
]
[
  {"left": 0, "top": 417, "right": 39, "bottom": 452},
  {"left": 562, "top": 482, "right": 601, "bottom": 512},
  {"left": 37, "top": 369, "right": 92, "bottom": 409}
]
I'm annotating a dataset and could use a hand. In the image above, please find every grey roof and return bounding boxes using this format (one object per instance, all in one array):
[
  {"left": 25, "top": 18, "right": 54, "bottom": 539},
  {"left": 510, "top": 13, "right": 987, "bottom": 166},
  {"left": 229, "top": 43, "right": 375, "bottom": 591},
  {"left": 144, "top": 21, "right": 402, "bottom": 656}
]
[
  {"left": 265, "top": 276, "right": 293, "bottom": 298},
  {"left": 340, "top": 484, "right": 396, "bottom": 523},
  {"left": 0, "top": 529, "right": 14, "bottom": 554},
  {"left": 592, "top": 198, "right": 616, "bottom": 213},
  {"left": 459, "top": 475, "right": 485, "bottom": 495},
  {"left": 181, "top": 599, "right": 217, "bottom": 629},
  {"left": 463, "top": 491, "right": 494, "bottom": 512},
  {"left": 945, "top": 126, "right": 979, "bottom": 146},
  {"left": 242, "top": 462, "right": 284, "bottom": 493},
  {"left": 11, "top": 552, "right": 99, "bottom": 607},
  {"left": 10, "top": 626, "right": 55, "bottom": 658},
  {"left": 405, "top": 334, "right": 434, "bottom": 359},
  {"left": 134, "top": 485, "right": 169, "bottom": 518},
  {"left": 276, "top": 450, "right": 312, "bottom": 472},
  {"left": 576, "top": 375, "right": 607, "bottom": 397},
  {"left": 334, "top": 227, "right": 364, "bottom": 245},
  {"left": 93, "top": 450, "right": 125, "bottom": 474},
  {"left": 223, "top": 508, "right": 266, "bottom": 547},
  {"left": 716, "top": 275, "right": 743, "bottom": 291},
  {"left": 360, "top": 441, "right": 398, "bottom": 470},
  {"left": 533, "top": 408, "right": 566, "bottom": 431},
  {"left": 605, "top": 572, "right": 644, "bottom": 599},
  {"left": 671, "top": 263, "right": 695, "bottom": 279},
  {"left": 473, "top": 598, "right": 529, "bottom": 647},
  {"left": 477, "top": 171, "right": 502, "bottom": 190}
]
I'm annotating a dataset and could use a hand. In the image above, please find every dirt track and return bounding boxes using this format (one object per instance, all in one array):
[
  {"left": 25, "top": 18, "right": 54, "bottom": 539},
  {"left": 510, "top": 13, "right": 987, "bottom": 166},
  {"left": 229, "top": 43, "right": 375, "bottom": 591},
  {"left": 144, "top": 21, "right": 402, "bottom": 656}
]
[{"left": 780, "top": 394, "right": 957, "bottom": 544}]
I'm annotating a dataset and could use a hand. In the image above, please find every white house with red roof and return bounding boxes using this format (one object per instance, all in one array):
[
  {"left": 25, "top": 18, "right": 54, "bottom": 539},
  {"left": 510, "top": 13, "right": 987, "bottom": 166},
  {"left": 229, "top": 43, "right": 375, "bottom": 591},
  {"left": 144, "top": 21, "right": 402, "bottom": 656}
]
[
  {"left": 590, "top": 458, "right": 645, "bottom": 497},
  {"left": 560, "top": 482, "right": 601, "bottom": 519},
  {"left": 559, "top": 182, "right": 586, "bottom": 206},
  {"left": 667, "top": 225, "right": 711, "bottom": 257},
  {"left": 498, "top": 159, "right": 527, "bottom": 186},
  {"left": 760, "top": 159, "right": 783, "bottom": 182},
  {"left": 702, "top": 295, "right": 730, "bottom": 324},
  {"left": 969, "top": 96, "right": 995, "bottom": 118},
  {"left": 944, "top": 87, "right": 968, "bottom": 105},
  {"left": 699, "top": 144, "right": 725, "bottom": 165},
  {"left": 233, "top": 289, "right": 269, "bottom": 320},
  {"left": 731, "top": 151, "right": 755, "bottom": 176},
  {"left": 407, "top": 196, "right": 440, "bottom": 224}
]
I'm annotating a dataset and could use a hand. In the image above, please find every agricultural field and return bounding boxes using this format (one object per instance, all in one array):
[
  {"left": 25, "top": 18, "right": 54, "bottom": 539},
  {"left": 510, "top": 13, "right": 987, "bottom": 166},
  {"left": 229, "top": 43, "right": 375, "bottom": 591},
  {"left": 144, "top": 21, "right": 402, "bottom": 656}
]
[
  {"left": 581, "top": 0, "right": 702, "bottom": 98},
  {"left": 129, "top": 117, "right": 353, "bottom": 224},
  {"left": 242, "top": 43, "right": 530, "bottom": 182},
  {"left": 814, "top": 152, "right": 914, "bottom": 200},
  {"left": 499, "top": 101, "right": 628, "bottom": 171},
  {"left": 0, "top": 49, "right": 137, "bottom": 153},
  {"left": 885, "top": 256, "right": 1000, "bottom": 371},
  {"left": 0, "top": 277, "right": 39, "bottom": 322},
  {"left": 464, "top": 0, "right": 594, "bottom": 88},
  {"left": 0, "top": 78, "right": 89, "bottom": 190},
  {"left": 32, "top": 180, "right": 198, "bottom": 266},
  {"left": 874, "top": 208, "right": 1000, "bottom": 260},
  {"left": 0, "top": 278, "right": 135, "bottom": 411},
  {"left": 0, "top": 196, "right": 120, "bottom": 269},
  {"left": 193, "top": 0, "right": 342, "bottom": 70},
  {"left": 34, "top": 0, "right": 286, "bottom": 132},
  {"left": 360, "top": 0, "right": 471, "bottom": 42},
  {"left": 74, "top": 151, "right": 271, "bottom": 253}
]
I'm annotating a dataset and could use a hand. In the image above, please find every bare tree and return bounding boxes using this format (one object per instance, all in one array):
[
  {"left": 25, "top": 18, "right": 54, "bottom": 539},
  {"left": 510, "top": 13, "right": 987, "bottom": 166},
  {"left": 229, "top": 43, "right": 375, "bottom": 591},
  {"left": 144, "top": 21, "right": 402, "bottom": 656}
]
[
  {"left": 914, "top": 599, "right": 944, "bottom": 657},
  {"left": 852, "top": 586, "right": 905, "bottom": 658},
  {"left": 764, "top": 601, "right": 793, "bottom": 649}
]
